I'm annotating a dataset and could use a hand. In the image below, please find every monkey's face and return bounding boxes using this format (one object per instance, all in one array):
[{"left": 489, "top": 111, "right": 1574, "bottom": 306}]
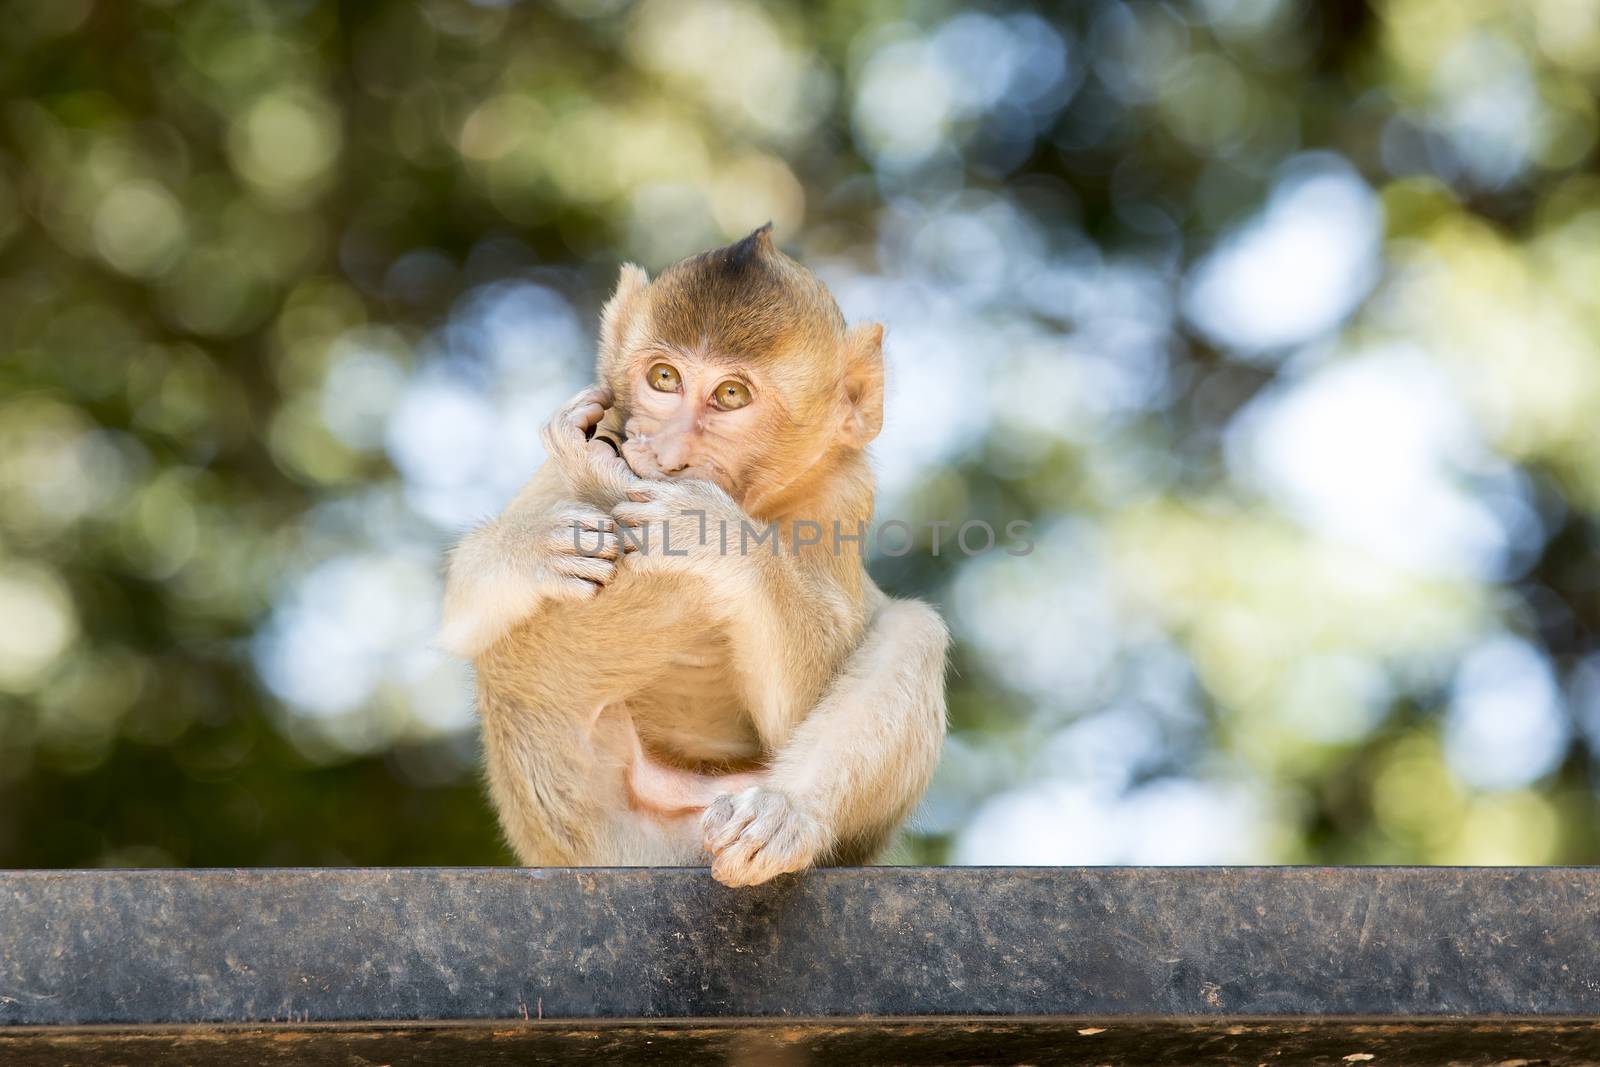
[
  {"left": 616, "top": 348, "right": 793, "bottom": 501},
  {"left": 595, "top": 226, "right": 883, "bottom": 512}
]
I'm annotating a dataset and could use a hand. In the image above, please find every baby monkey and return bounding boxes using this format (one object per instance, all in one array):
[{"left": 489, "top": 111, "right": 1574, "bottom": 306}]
[{"left": 439, "top": 225, "right": 948, "bottom": 887}]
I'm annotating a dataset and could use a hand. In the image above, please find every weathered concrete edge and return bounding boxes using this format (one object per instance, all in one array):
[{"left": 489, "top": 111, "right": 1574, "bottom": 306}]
[
  {"left": 9, "top": 1015, "right": 1600, "bottom": 1035},
  {"left": 4, "top": 866, "right": 1600, "bottom": 1027}
]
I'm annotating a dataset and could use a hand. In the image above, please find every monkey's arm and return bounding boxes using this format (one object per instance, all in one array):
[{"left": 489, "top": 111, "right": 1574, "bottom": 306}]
[
  {"left": 439, "top": 387, "right": 638, "bottom": 659},
  {"left": 719, "top": 549, "right": 867, "bottom": 747},
  {"left": 699, "top": 592, "right": 949, "bottom": 886},
  {"left": 438, "top": 464, "right": 608, "bottom": 658}
]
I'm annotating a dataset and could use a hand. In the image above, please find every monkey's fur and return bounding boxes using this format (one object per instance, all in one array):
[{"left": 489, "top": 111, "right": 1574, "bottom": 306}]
[{"left": 439, "top": 226, "right": 948, "bottom": 887}]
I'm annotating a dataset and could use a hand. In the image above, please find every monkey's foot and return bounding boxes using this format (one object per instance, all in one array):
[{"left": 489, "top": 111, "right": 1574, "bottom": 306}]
[{"left": 701, "top": 787, "right": 828, "bottom": 888}]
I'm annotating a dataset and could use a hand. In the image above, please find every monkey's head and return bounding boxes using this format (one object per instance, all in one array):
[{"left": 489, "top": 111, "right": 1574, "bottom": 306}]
[{"left": 594, "top": 224, "right": 884, "bottom": 515}]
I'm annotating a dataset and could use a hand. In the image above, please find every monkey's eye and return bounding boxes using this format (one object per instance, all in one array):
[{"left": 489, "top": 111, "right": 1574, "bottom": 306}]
[
  {"left": 711, "top": 379, "right": 753, "bottom": 411},
  {"left": 646, "top": 363, "right": 682, "bottom": 392}
]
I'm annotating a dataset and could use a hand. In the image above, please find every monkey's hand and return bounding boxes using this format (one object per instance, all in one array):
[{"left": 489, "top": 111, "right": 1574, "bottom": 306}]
[
  {"left": 438, "top": 503, "right": 624, "bottom": 659},
  {"left": 541, "top": 385, "right": 638, "bottom": 505},
  {"left": 610, "top": 477, "right": 746, "bottom": 579},
  {"left": 701, "top": 786, "right": 831, "bottom": 887}
]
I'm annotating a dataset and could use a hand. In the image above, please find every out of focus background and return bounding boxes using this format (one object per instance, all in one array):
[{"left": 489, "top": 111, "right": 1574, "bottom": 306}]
[{"left": 3, "top": 0, "right": 1599, "bottom": 868}]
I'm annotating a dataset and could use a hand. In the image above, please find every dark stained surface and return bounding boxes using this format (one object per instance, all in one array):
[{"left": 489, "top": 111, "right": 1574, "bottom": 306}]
[
  {"left": 3, "top": 867, "right": 1600, "bottom": 1063},
  {"left": 6, "top": 1021, "right": 1600, "bottom": 1067}
]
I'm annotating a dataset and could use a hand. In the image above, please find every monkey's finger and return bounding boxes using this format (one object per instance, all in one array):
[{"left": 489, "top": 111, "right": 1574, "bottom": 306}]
[
  {"left": 613, "top": 500, "right": 676, "bottom": 524},
  {"left": 550, "top": 529, "right": 622, "bottom": 561},
  {"left": 591, "top": 531, "right": 624, "bottom": 560},
  {"left": 625, "top": 481, "right": 687, "bottom": 505},
  {"left": 545, "top": 576, "right": 603, "bottom": 603},
  {"left": 559, "top": 384, "right": 613, "bottom": 415},
  {"left": 545, "top": 388, "right": 612, "bottom": 454},
  {"left": 560, "top": 386, "right": 613, "bottom": 432},
  {"left": 562, "top": 402, "right": 606, "bottom": 439},
  {"left": 554, "top": 505, "right": 619, "bottom": 532},
  {"left": 548, "top": 515, "right": 618, "bottom": 539},
  {"left": 550, "top": 555, "right": 616, "bottom": 586},
  {"left": 610, "top": 503, "right": 667, "bottom": 528},
  {"left": 545, "top": 519, "right": 616, "bottom": 554},
  {"left": 539, "top": 418, "right": 587, "bottom": 463},
  {"left": 588, "top": 441, "right": 637, "bottom": 482},
  {"left": 587, "top": 438, "right": 622, "bottom": 461},
  {"left": 588, "top": 531, "right": 625, "bottom": 561}
]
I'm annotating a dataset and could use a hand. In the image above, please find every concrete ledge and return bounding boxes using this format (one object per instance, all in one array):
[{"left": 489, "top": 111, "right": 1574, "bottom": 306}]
[{"left": 3, "top": 867, "right": 1599, "bottom": 1064}]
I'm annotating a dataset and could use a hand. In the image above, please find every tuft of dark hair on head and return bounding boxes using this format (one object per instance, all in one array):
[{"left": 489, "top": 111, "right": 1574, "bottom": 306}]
[
  {"left": 715, "top": 222, "right": 775, "bottom": 276},
  {"left": 650, "top": 222, "right": 843, "bottom": 362}
]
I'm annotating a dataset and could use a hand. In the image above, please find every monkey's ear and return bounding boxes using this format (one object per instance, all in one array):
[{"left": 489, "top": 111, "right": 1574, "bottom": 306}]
[
  {"left": 599, "top": 263, "right": 649, "bottom": 359},
  {"left": 841, "top": 322, "right": 885, "bottom": 448}
]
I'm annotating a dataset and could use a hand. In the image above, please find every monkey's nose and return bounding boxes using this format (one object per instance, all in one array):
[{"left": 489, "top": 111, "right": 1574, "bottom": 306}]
[
  {"left": 651, "top": 427, "right": 695, "bottom": 473},
  {"left": 651, "top": 442, "right": 690, "bottom": 474}
]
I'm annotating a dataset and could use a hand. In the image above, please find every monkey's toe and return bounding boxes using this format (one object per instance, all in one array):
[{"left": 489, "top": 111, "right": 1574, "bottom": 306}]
[{"left": 701, "top": 789, "right": 759, "bottom": 852}]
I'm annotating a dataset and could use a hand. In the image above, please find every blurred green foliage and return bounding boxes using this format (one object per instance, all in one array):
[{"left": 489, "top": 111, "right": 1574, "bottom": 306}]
[{"left": 2, "top": 0, "right": 1600, "bottom": 868}]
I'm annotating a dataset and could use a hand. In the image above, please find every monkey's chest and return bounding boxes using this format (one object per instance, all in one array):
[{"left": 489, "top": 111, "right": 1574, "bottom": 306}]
[{"left": 626, "top": 639, "right": 762, "bottom": 768}]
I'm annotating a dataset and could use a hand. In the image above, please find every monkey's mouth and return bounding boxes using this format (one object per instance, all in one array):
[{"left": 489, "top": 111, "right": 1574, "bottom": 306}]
[
  {"left": 618, "top": 447, "right": 663, "bottom": 481},
  {"left": 669, "top": 463, "right": 735, "bottom": 492},
  {"left": 615, "top": 435, "right": 736, "bottom": 493}
]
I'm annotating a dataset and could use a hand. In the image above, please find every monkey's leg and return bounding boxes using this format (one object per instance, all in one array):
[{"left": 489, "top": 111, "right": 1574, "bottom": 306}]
[
  {"left": 701, "top": 596, "right": 949, "bottom": 887},
  {"left": 476, "top": 579, "right": 716, "bottom": 867},
  {"left": 480, "top": 692, "right": 706, "bottom": 867}
]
